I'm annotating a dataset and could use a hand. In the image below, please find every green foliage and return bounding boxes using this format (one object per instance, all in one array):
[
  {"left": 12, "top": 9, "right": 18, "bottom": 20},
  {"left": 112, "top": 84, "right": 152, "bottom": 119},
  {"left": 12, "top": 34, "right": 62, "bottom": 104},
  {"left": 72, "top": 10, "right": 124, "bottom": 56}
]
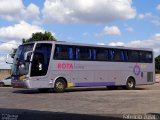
[
  {"left": 23, "top": 31, "right": 56, "bottom": 43},
  {"left": 155, "top": 55, "right": 160, "bottom": 73}
]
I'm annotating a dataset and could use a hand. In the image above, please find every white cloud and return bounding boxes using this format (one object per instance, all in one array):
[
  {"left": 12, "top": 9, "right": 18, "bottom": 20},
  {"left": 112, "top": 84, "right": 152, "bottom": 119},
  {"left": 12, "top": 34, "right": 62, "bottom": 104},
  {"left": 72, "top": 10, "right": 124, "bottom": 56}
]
[
  {"left": 0, "top": 56, "right": 6, "bottom": 62},
  {"left": 0, "top": 0, "right": 40, "bottom": 21},
  {"left": 138, "top": 13, "right": 152, "bottom": 20},
  {"left": 82, "top": 32, "right": 89, "bottom": 36},
  {"left": 97, "top": 43, "right": 105, "bottom": 45},
  {"left": 109, "top": 42, "right": 124, "bottom": 46},
  {"left": 0, "top": 21, "right": 44, "bottom": 40},
  {"left": 0, "top": 40, "right": 19, "bottom": 69},
  {"left": 104, "top": 26, "right": 121, "bottom": 36},
  {"left": 42, "top": 0, "right": 136, "bottom": 23},
  {"left": 153, "top": 33, "right": 160, "bottom": 40},
  {"left": 138, "top": 12, "right": 160, "bottom": 26},
  {"left": 151, "top": 16, "right": 160, "bottom": 26},
  {"left": 22, "top": 3, "right": 40, "bottom": 21},
  {"left": 108, "top": 33, "right": 160, "bottom": 57},
  {"left": 0, "top": 40, "right": 19, "bottom": 52},
  {"left": 0, "top": 0, "right": 22, "bottom": 12},
  {"left": 156, "top": 4, "right": 160, "bottom": 11},
  {"left": 0, "top": 55, "right": 10, "bottom": 69},
  {"left": 125, "top": 27, "right": 134, "bottom": 32}
]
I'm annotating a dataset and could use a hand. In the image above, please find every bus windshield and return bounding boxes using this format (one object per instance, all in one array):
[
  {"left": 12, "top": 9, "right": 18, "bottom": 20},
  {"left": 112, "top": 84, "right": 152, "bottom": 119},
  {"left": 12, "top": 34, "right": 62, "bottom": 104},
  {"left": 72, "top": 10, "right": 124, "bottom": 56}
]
[{"left": 11, "top": 43, "right": 34, "bottom": 76}]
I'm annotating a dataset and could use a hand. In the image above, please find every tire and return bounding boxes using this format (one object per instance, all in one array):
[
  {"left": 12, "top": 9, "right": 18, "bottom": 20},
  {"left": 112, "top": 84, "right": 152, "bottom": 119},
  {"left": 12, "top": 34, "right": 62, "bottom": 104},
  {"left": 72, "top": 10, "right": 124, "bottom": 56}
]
[
  {"left": 0, "top": 82, "right": 4, "bottom": 87},
  {"left": 107, "top": 86, "right": 117, "bottom": 90},
  {"left": 54, "top": 79, "right": 66, "bottom": 93},
  {"left": 126, "top": 77, "right": 135, "bottom": 90}
]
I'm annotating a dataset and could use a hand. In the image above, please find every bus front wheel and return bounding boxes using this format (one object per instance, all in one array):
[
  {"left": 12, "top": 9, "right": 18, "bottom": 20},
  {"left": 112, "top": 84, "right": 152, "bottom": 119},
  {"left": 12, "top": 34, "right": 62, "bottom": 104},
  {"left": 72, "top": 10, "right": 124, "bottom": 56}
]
[
  {"left": 126, "top": 77, "right": 135, "bottom": 90},
  {"left": 54, "top": 79, "right": 66, "bottom": 93}
]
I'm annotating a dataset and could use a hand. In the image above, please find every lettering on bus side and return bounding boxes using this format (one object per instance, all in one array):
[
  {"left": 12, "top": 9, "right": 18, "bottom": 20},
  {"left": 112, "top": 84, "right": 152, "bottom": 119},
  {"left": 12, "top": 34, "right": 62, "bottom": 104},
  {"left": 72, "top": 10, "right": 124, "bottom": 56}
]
[{"left": 57, "top": 63, "right": 74, "bottom": 69}]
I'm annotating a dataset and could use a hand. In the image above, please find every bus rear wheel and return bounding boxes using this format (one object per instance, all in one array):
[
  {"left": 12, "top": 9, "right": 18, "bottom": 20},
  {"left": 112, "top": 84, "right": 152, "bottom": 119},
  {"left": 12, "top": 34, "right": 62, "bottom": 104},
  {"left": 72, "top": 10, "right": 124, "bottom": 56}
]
[
  {"left": 126, "top": 77, "right": 135, "bottom": 90},
  {"left": 54, "top": 79, "right": 66, "bottom": 93}
]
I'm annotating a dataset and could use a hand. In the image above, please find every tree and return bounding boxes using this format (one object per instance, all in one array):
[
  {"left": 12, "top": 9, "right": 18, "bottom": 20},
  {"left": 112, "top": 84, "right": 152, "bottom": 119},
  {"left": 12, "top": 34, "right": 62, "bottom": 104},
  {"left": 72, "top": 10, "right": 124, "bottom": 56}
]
[
  {"left": 23, "top": 31, "right": 56, "bottom": 43},
  {"left": 155, "top": 55, "right": 160, "bottom": 73}
]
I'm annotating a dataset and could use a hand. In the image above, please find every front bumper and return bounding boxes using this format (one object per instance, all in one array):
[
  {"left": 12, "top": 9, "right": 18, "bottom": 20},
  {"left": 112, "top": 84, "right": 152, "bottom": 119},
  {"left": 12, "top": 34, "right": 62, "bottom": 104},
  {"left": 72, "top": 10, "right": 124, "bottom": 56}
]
[
  {"left": 11, "top": 76, "right": 29, "bottom": 88},
  {"left": 12, "top": 80, "right": 27, "bottom": 88}
]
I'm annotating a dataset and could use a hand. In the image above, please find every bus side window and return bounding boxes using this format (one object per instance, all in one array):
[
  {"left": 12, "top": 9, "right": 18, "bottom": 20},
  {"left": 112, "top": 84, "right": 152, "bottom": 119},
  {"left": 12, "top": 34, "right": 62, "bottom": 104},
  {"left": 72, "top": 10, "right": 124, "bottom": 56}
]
[
  {"left": 96, "top": 48, "right": 108, "bottom": 61},
  {"left": 69, "top": 47, "right": 73, "bottom": 60},
  {"left": 76, "top": 48, "right": 80, "bottom": 60},
  {"left": 114, "top": 50, "right": 122, "bottom": 62},
  {"left": 110, "top": 50, "right": 115, "bottom": 61},
  {"left": 140, "top": 51, "right": 153, "bottom": 63},
  {"left": 76, "top": 47, "right": 92, "bottom": 61},
  {"left": 128, "top": 50, "right": 139, "bottom": 62},
  {"left": 54, "top": 46, "right": 62, "bottom": 59},
  {"left": 89, "top": 49, "right": 92, "bottom": 60},
  {"left": 105, "top": 50, "right": 109, "bottom": 61},
  {"left": 121, "top": 51, "right": 125, "bottom": 61},
  {"left": 125, "top": 51, "right": 129, "bottom": 62},
  {"left": 54, "top": 45, "right": 73, "bottom": 60},
  {"left": 97, "top": 49, "right": 105, "bottom": 61},
  {"left": 121, "top": 50, "right": 129, "bottom": 62},
  {"left": 93, "top": 49, "right": 96, "bottom": 60}
]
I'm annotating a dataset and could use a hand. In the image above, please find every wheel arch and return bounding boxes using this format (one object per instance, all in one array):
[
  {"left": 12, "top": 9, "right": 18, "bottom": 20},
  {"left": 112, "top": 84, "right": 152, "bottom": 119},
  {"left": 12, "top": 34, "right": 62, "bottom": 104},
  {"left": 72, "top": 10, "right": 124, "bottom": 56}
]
[
  {"left": 54, "top": 76, "right": 67, "bottom": 87},
  {"left": 126, "top": 76, "right": 136, "bottom": 85}
]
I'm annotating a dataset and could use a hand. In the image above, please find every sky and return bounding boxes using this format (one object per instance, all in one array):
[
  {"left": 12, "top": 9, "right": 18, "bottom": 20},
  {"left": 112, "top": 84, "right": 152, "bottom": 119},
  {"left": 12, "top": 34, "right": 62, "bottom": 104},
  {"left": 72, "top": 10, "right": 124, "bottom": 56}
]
[{"left": 0, "top": 0, "right": 160, "bottom": 69}]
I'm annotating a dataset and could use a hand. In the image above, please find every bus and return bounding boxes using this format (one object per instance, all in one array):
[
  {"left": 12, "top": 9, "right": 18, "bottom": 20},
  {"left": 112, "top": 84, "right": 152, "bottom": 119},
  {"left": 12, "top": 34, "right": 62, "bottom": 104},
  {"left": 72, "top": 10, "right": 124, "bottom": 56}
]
[{"left": 11, "top": 41, "right": 155, "bottom": 93}]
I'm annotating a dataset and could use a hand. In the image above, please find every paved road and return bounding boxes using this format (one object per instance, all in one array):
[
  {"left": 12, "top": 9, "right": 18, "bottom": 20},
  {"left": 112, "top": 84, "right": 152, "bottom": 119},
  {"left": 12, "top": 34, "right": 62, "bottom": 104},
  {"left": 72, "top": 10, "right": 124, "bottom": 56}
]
[{"left": 0, "top": 84, "right": 160, "bottom": 120}]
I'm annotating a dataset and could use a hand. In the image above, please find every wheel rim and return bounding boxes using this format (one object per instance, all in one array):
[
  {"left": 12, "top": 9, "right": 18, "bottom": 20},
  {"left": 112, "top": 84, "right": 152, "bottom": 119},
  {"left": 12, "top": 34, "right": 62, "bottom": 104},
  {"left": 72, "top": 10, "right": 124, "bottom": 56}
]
[
  {"left": 128, "top": 80, "right": 134, "bottom": 88},
  {"left": 56, "top": 82, "right": 64, "bottom": 90}
]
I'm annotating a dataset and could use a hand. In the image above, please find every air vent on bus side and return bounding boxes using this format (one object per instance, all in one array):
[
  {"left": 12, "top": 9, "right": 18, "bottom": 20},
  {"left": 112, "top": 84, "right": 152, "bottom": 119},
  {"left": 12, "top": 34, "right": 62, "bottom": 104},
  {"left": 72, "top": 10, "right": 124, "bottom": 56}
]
[{"left": 147, "top": 72, "right": 153, "bottom": 82}]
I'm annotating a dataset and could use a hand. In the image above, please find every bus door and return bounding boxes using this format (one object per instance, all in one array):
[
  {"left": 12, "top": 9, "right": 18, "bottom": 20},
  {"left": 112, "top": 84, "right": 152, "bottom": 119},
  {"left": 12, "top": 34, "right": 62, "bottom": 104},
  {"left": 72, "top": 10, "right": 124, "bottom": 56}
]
[{"left": 30, "top": 43, "right": 52, "bottom": 88}]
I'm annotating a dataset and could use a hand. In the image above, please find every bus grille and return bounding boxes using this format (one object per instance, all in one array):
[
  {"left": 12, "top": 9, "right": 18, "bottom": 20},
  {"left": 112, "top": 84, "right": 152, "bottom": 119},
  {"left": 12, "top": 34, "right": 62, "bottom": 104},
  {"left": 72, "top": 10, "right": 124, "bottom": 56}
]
[{"left": 147, "top": 72, "right": 153, "bottom": 82}]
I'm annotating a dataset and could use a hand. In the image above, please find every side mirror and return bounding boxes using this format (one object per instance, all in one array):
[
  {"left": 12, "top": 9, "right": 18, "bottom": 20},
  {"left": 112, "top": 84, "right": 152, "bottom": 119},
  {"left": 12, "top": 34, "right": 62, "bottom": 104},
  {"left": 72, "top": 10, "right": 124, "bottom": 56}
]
[
  {"left": 6, "top": 54, "right": 13, "bottom": 64},
  {"left": 24, "top": 51, "right": 33, "bottom": 62}
]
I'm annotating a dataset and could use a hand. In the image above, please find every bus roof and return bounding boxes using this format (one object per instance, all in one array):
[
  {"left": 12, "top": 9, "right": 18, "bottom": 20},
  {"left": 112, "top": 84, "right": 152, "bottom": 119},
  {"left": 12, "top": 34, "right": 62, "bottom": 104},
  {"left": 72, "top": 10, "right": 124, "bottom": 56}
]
[{"left": 22, "top": 40, "right": 153, "bottom": 51}]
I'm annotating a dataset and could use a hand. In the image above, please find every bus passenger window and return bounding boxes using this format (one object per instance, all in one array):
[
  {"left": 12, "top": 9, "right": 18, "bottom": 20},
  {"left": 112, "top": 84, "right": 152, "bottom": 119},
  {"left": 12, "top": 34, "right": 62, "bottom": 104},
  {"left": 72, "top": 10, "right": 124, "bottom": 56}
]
[
  {"left": 121, "top": 51, "right": 125, "bottom": 61},
  {"left": 110, "top": 50, "right": 115, "bottom": 61},
  {"left": 69, "top": 48, "right": 73, "bottom": 60},
  {"left": 140, "top": 51, "right": 153, "bottom": 63},
  {"left": 76, "top": 48, "right": 80, "bottom": 60},
  {"left": 76, "top": 47, "right": 91, "bottom": 61},
  {"left": 121, "top": 51, "right": 129, "bottom": 62},
  {"left": 54, "top": 45, "right": 73, "bottom": 60},
  {"left": 93, "top": 49, "right": 96, "bottom": 60},
  {"left": 128, "top": 51, "right": 139, "bottom": 62},
  {"left": 89, "top": 49, "right": 92, "bottom": 60},
  {"left": 125, "top": 51, "right": 129, "bottom": 62},
  {"left": 96, "top": 48, "right": 108, "bottom": 61},
  {"left": 114, "top": 50, "right": 122, "bottom": 62},
  {"left": 105, "top": 50, "right": 109, "bottom": 61}
]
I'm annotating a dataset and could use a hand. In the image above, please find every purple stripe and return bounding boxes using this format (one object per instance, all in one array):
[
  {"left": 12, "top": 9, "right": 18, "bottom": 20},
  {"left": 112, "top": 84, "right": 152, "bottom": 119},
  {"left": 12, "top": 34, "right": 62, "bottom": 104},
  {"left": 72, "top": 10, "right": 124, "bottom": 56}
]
[{"left": 75, "top": 82, "right": 115, "bottom": 87}]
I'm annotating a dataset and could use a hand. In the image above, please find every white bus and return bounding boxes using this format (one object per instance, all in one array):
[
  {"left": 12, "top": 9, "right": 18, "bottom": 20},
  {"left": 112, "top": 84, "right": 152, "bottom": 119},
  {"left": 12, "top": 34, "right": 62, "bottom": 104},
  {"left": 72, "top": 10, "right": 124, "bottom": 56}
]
[{"left": 11, "top": 41, "right": 155, "bottom": 93}]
